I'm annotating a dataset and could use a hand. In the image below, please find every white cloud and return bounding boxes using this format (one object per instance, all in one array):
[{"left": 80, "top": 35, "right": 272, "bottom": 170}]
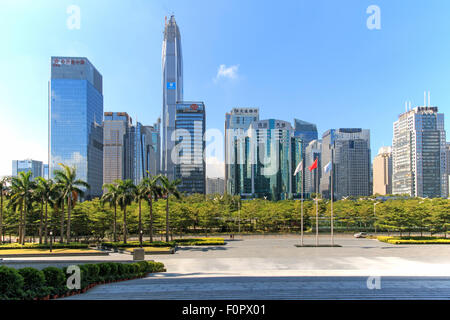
[
  {"left": 206, "top": 156, "right": 224, "bottom": 179},
  {"left": 215, "top": 64, "right": 239, "bottom": 82}
]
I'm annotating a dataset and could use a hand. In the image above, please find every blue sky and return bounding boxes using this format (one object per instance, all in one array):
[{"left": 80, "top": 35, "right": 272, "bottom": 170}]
[{"left": 1, "top": 0, "right": 449, "bottom": 177}]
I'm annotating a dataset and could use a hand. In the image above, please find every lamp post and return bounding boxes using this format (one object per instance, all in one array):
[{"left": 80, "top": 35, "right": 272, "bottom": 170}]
[
  {"left": 49, "top": 231, "right": 53, "bottom": 253},
  {"left": 139, "top": 230, "right": 143, "bottom": 248}
]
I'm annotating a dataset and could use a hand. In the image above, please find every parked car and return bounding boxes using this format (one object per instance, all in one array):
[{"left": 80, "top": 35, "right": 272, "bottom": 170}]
[{"left": 354, "top": 232, "right": 369, "bottom": 238}]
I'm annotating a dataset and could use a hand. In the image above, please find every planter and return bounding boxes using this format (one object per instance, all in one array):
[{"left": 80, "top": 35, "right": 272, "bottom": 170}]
[{"left": 52, "top": 295, "right": 58, "bottom": 299}]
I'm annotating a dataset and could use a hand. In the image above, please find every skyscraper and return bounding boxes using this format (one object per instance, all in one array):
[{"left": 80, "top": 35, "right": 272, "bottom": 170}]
[
  {"left": 12, "top": 159, "right": 43, "bottom": 180},
  {"left": 320, "top": 128, "right": 371, "bottom": 199},
  {"left": 103, "top": 112, "right": 134, "bottom": 185},
  {"left": 224, "top": 108, "right": 259, "bottom": 195},
  {"left": 206, "top": 177, "right": 225, "bottom": 195},
  {"left": 373, "top": 146, "right": 392, "bottom": 195},
  {"left": 161, "top": 15, "right": 183, "bottom": 180},
  {"left": 174, "top": 102, "right": 206, "bottom": 194},
  {"left": 392, "top": 106, "right": 447, "bottom": 198},
  {"left": 49, "top": 57, "right": 103, "bottom": 199},
  {"left": 293, "top": 119, "right": 318, "bottom": 146}
]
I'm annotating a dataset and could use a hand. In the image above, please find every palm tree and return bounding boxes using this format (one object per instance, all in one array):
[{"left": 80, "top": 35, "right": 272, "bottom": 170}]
[
  {"left": 116, "top": 179, "right": 137, "bottom": 244},
  {"left": 142, "top": 174, "right": 162, "bottom": 243},
  {"left": 101, "top": 182, "right": 120, "bottom": 242},
  {"left": 51, "top": 183, "right": 65, "bottom": 243},
  {"left": 34, "top": 177, "right": 54, "bottom": 244},
  {"left": 9, "top": 172, "right": 35, "bottom": 244},
  {"left": 0, "top": 176, "right": 11, "bottom": 243},
  {"left": 53, "top": 164, "right": 90, "bottom": 243},
  {"left": 158, "top": 175, "right": 181, "bottom": 242},
  {"left": 135, "top": 181, "right": 148, "bottom": 246}
]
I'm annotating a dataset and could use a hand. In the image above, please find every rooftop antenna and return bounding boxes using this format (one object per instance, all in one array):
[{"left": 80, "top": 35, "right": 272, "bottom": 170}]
[
  {"left": 409, "top": 101, "right": 411, "bottom": 111},
  {"left": 423, "top": 91, "right": 426, "bottom": 106},
  {"left": 405, "top": 101, "right": 407, "bottom": 112},
  {"left": 165, "top": 16, "right": 167, "bottom": 26},
  {"left": 428, "top": 91, "right": 430, "bottom": 107}
]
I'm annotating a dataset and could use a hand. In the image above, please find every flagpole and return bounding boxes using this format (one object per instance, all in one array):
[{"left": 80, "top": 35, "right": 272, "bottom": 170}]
[
  {"left": 301, "top": 161, "right": 304, "bottom": 247},
  {"left": 331, "top": 150, "right": 334, "bottom": 246},
  {"left": 315, "top": 157, "right": 319, "bottom": 247}
]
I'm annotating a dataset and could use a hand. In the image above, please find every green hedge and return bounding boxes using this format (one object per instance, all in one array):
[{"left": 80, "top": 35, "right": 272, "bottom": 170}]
[
  {"left": 0, "top": 242, "right": 89, "bottom": 250},
  {"left": 378, "top": 236, "right": 450, "bottom": 244},
  {"left": 101, "top": 238, "right": 225, "bottom": 249},
  {"left": 0, "top": 261, "right": 165, "bottom": 300}
]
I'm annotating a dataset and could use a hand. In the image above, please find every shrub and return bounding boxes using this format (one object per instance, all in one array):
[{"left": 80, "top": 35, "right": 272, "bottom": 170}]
[
  {"left": 18, "top": 267, "right": 48, "bottom": 299},
  {"left": 42, "top": 267, "right": 66, "bottom": 295},
  {"left": 97, "top": 263, "right": 111, "bottom": 282},
  {"left": 0, "top": 266, "right": 24, "bottom": 300},
  {"left": 83, "top": 264, "right": 100, "bottom": 283}
]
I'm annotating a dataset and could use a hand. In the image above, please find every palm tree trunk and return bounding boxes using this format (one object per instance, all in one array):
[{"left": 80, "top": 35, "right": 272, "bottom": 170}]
[
  {"left": 113, "top": 203, "right": 117, "bottom": 242},
  {"left": 166, "top": 196, "right": 169, "bottom": 243},
  {"left": 19, "top": 206, "right": 23, "bottom": 244},
  {"left": 66, "top": 195, "right": 72, "bottom": 243},
  {"left": 123, "top": 207, "right": 127, "bottom": 244},
  {"left": 44, "top": 199, "right": 48, "bottom": 244},
  {"left": 22, "top": 205, "right": 27, "bottom": 245},
  {"left": 60, "top": 201, "right": 65, "bottom": 243},
  {"left": 0, "top": 192, "right": 3, "bottom": 243},
  {"left": 138, "top": 200, "right": 142, "bottom": 245},
  {"left": 39, "top": 200, "right": 43, "bottom": 244},
  {"left": 149, "top": 197, "right": 153, "bottom": 243}
]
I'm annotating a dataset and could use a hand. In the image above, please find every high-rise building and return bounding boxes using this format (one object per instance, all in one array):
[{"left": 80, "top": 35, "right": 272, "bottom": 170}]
[
  {"left": 249, "top": 119, "right": 302, "bottom": 200},
  {"left": 373, "top": 146, "right": 392, "bottom": 195},
  {"left": 12, "top": 159, "right": 43, "bottom": 180},
  {"left": 320, "top": 128, "right": 371, "bottom": 199},
  {"left": 43, "top": 164, "right": 49, "bottom": 179},
  {"left": 224, "top": 108, "right": 259, "bottom": 195},
  {"left": 304, "top": 139, "right": 322, "bottom": 196},
  {"left": 103, "top": 112, "right": 134, "bottom": 185},
  {"left": 161, "top": 15, "right": 183, "bottom": 180},
  {"left": 49, "top": 57, "right": 103, "bottom": 199},
  {"left": 145, "top": 119, "right": 161, "bottom": 177},
  {"left": 174, "top": 102, "right": 206, "bottom": 194},
  {"left": 447, "top": 142, "right": 450, "bottom": 197},
  {"left": 293, "top": 119, "right": 318, "bottom": 146},
  {"left": 392, "top": 106, "right": 447, "bottom": 198},
  {"left": 206, "top": 177, "right": 225, "bottom": 195}
]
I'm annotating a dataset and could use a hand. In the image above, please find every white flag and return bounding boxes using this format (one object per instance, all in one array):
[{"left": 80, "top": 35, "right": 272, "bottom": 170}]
[
  {"left": 323, "top": 161, "right": 332, "bottom": 174},
  {"left": 294, "top": 160, "right": 303, "bottom": 176}
]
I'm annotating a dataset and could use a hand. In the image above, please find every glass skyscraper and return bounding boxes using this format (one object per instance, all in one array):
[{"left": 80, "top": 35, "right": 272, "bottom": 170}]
[
  {"left": 12, "top": 159, "right": 43, "bottom": 180},
  {"left": 174, "top": 102, "right": 206, "bottom": 194},
  {"left": 293, "top": 119, "right": 318, "bottom": 146},
  {"left": 162, "top": 15, "right": 183, "bottom": 180},
  {"left": 49, "top": 56, "right": 103, "bottom": 199},
  {"left": 392, "top": 106, "right": 447, "bottom": 198}
]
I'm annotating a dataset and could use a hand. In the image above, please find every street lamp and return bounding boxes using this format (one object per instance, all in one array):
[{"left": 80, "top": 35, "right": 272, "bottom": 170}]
[
  {"left": 49, "top": 231, "right": 53, "bottom": 252},
  {"left": 139, "top": 230, "right": 143, "bottom": 248},
  {"left": 373, "top": 202, "right": 380, "bottom": 235}
]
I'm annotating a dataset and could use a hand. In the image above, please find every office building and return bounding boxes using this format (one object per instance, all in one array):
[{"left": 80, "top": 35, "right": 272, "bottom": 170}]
[
  {"left": 392, "top": 106, "right": 447, "bottom": 198},
  {"left": 49, "top": 56, "right": 103, "bottom": 199},
  {"left": 320, "top": 128, "right": 371, "bottom": 199},
  {"left": 224, "top": 108, "right": 259, "bottom": 195},
  {"left": 161, "top": 15, "right": 183, "bottom": 180},
  {"left": 206, "top": 177, "right": 225, "bottom": 195},
  {"left": 373, "top": 146, "right": 392, "bottom": 195},
  {"left": 174, "top": 102, "right": 206, "bottom": 194},
  {"left": 43, "top": 164, "right": 49, "bottom": 179},
  {"left": 293, "top": 119, "right": 318, "bottom": 146},
  {"left": 103, "top": 112, "right": 134, "bottom": 185},
  {"left": 304, "top": 139, "right": 322, "bottom": 196},
  {"left": 12, "top": 159, "right": 43, "bottom": 180}
]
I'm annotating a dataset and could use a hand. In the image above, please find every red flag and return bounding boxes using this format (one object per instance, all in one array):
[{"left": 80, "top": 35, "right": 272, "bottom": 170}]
[{"left": 308, "top": 158, "right": 318, "bottom": 172}]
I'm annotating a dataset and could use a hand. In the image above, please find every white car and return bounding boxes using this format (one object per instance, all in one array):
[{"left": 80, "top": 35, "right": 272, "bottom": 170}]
[{"left": 354, "top": 232, "right": 369, "bottom": 238}]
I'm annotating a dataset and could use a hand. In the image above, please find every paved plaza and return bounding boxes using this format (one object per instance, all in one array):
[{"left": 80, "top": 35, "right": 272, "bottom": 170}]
[
  {"left": 3, "top": 236, "right": 450, "bottom": 299},
  {"left": 63, "top": 236, "right": 450, "bottom": 300}
]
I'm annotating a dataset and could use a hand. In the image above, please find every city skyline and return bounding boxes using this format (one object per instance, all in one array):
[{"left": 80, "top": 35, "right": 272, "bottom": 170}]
[{"left": 1, "top": 1, "right": 450, "bottom": 179}]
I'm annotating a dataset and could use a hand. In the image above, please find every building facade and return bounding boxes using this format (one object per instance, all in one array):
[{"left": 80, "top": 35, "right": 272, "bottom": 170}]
[
  {"left": 12, "top": 159, "right": 43, "bottom": 180},
  {"left": 373, "top": 146, "right": 392, "bottom": 195},
  {"left": 206, "top": 177, "right": 225, "bottom": 195},
  {"left": 392, "top": 106, "right": 447, "bottom": 198},
  {"left": 174, "top": 102, "right": 206, "bottom": 194},
  {"left": 320, "top": 128, "right": 371, "bottom": 199},
  {"left": 49, "top": 56, "right": 103, "bottom": 198},
  {"left": 224, "top": 108, "right": 259, "bottom": 195},
  {"left": 103, "top": 112, "right": 134, "bottom": 185},
  {"left": 293, "top": 119, "right": 318, "bottom": 146},
  {"left": 161, "top": 15, "right": 183, "bottom": 180}
]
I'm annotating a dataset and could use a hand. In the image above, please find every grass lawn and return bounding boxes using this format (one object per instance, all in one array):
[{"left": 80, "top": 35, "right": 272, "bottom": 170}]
[
  {"left": 0, "top": 248, "right": 99, "bottom": 255},
  {"left": 123, "top": 247, "right": 173, "bottom": 253}
]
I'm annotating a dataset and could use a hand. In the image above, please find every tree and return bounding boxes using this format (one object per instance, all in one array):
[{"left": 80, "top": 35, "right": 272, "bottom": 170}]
[
  {"left": 101, "top": 183, "right": 120, "bottom": 242},
  {"left": 158, "top": 175, "right": 181, "bottom": 242},
  {"left": 0, "top": 176, "right": 11, "bottom": 242},
  {"left": 135, "top": 181, "right": 148, "bottom": 246},
  {"left": 9, "top": 172, "right": 35, "bottom": 244},
  {"left": 141, "top": 174, "right": 162, "bottom": 242},
  {"left": 34, "top": 177, "right": 54, "bottom": 244},
  {"left": 116, "top": 179, "right": 137, "bottom": 244},
  {"left": 53, "top": 164, "right": 90, "bottom": 243}
]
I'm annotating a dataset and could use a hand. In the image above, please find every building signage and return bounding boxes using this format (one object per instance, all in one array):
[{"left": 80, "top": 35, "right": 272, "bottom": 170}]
[
  {"left": 52, "top": 58, "right": 85, "bottom": 67},
  {"left": 167, "top": 82, "right": 176, "bottom": 89}
]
